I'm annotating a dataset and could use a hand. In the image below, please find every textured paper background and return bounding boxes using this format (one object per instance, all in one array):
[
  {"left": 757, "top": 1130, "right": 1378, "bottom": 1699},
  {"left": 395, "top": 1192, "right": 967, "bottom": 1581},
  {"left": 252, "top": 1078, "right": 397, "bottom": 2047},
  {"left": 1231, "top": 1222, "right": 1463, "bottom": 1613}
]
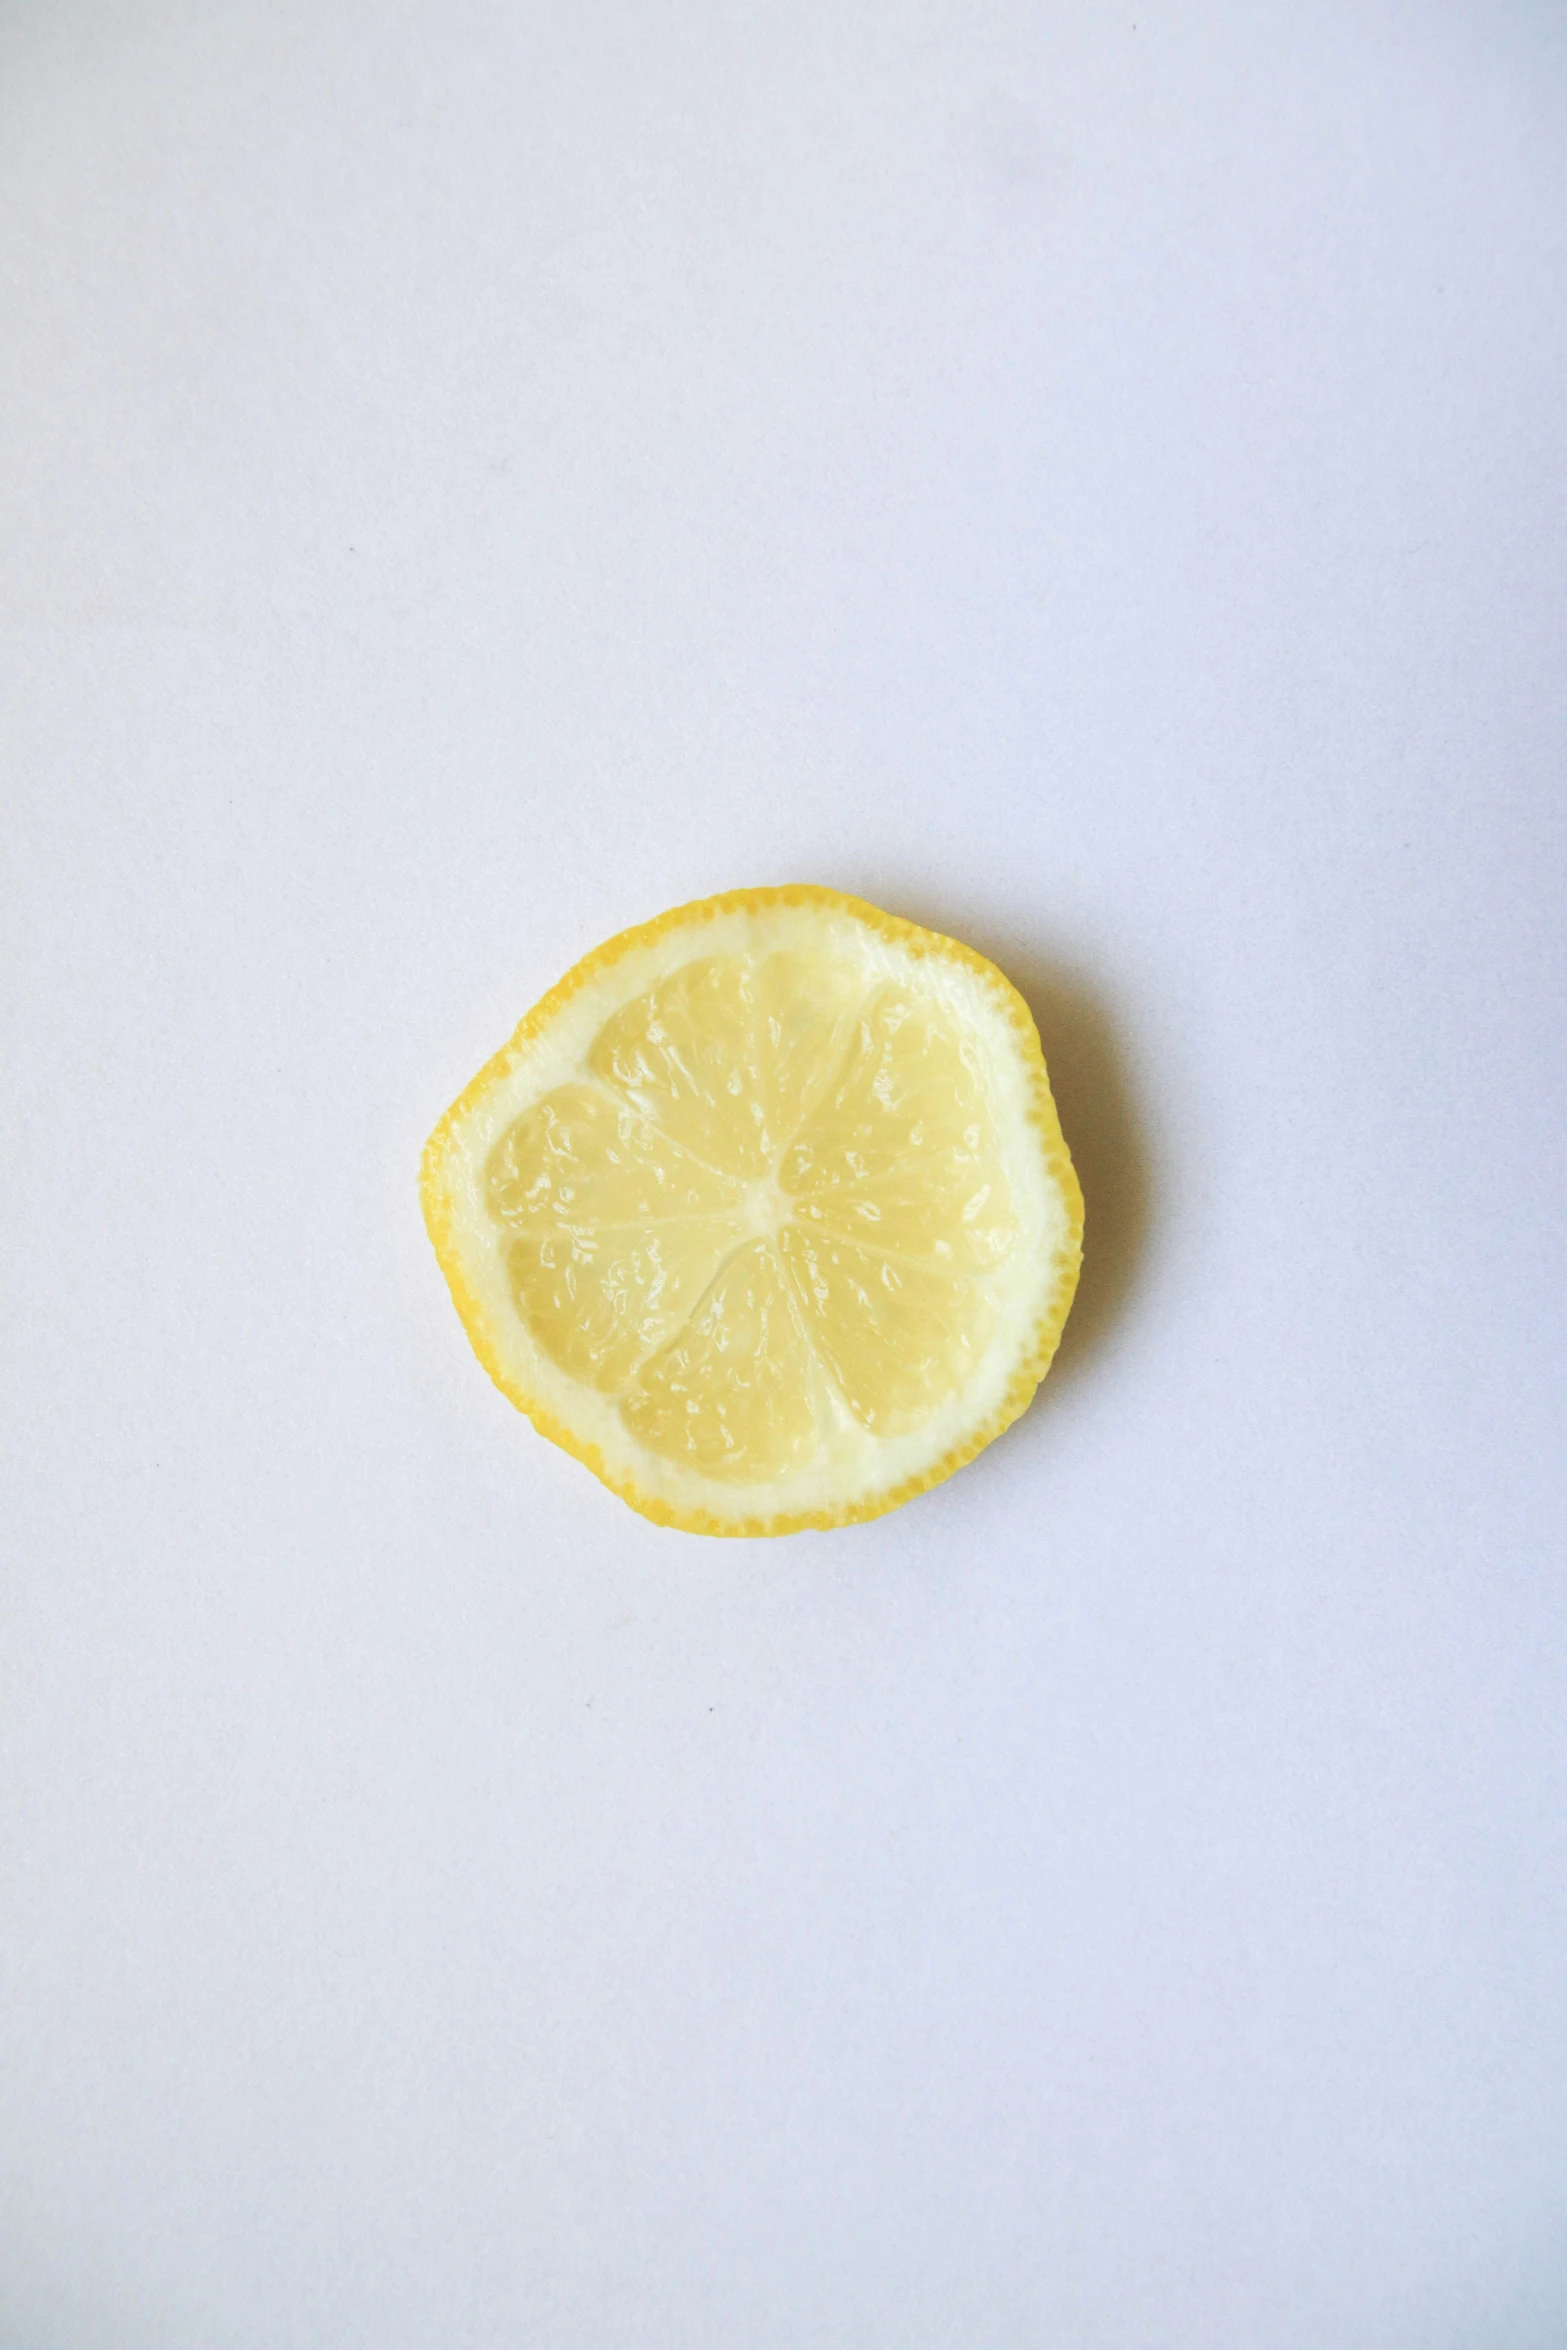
[{"left": 4, "top": 3, "right": 1565, "bottom": 2344}]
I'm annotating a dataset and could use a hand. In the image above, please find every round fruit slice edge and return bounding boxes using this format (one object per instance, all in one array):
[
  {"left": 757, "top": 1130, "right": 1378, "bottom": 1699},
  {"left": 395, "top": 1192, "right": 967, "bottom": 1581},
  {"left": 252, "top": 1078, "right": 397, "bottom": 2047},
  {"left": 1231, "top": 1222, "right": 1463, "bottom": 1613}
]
[{"left": 419, "top": 883, "right": 1084, "bottom": 1536}]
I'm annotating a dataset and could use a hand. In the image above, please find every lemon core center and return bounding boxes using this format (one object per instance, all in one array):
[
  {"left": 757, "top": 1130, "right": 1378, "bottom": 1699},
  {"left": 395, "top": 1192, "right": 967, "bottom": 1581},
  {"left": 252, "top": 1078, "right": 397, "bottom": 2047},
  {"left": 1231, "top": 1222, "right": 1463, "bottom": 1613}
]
[{"left": 744, "top": 1174, "right": 793, "bottom": 1239}]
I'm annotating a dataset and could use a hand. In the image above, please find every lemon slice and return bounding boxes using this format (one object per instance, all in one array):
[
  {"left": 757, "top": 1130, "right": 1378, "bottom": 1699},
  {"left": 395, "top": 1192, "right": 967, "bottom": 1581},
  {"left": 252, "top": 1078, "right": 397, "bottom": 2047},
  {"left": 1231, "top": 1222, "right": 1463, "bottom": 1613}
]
[{"left": 421, "top": 887, "right": 1082, "bottom": 1534}]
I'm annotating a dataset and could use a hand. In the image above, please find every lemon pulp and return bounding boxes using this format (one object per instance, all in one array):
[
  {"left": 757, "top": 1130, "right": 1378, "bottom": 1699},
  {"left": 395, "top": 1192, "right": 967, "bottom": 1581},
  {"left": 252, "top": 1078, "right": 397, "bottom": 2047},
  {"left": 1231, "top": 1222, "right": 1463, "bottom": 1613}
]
[{"left": 422, "top": 889, "right": 1081, "bottom": 1534}]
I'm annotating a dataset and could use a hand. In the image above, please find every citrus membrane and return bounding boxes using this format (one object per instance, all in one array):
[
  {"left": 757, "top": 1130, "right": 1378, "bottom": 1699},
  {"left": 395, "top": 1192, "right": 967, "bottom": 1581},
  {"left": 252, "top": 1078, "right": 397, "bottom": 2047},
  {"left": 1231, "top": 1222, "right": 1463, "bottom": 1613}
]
[{"left": 420, "top": 887, "right": 1082, "bottom": 1534}]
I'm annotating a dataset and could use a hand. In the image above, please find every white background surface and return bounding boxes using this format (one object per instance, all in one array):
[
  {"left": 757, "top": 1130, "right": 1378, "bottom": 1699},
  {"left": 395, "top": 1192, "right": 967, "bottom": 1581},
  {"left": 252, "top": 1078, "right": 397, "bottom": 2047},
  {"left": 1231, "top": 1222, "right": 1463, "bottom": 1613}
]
[{"left": 4, "top": 2, "right": 1566, "bottom": 2344}]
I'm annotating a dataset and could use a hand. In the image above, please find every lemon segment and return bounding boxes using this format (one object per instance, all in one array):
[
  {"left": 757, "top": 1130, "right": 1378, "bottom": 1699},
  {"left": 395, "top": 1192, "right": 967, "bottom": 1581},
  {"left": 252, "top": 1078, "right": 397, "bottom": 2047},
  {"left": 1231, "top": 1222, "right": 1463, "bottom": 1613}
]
[
  {"left": 501, "top": 1219, "right": 749, "bottom": 1396},
  {"left": 621, "top": 1239, "right": 823, "bottom": 1481},
  {"left": 421, "top": 887, "right": 1082, "bottom": 1534},
  {"left": 587, "top": 950, "right": 869, "bottom": 1175},
  {"left": 776, "top": 1224, "right": 996, "bottom": 1438},
  {"left": 782, "top": 985, "right": 1016, "bottom": 1272}
]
